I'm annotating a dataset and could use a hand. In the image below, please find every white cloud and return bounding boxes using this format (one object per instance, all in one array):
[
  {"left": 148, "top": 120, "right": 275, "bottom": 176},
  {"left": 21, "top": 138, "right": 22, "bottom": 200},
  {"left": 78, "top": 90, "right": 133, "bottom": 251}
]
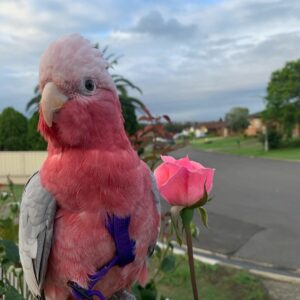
[{"left": 1, "top": 0, "right": 300, "bottom": 121}]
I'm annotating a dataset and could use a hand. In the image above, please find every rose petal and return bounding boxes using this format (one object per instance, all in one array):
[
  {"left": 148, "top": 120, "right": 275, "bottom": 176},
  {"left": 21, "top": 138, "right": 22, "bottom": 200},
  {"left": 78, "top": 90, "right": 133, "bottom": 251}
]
[
  {"left": 186, "top": 170, "right": 206, "bottom": 204},
  {"left": 161, "top": 155, "right": 177, "bottom": 163},
  {"left": 159, "top": 167, "right": 190, "bottom": 206},
  {"left": 189, "top": 160, "right": 205, "bottom": 170},
  {"left": 177, "top": 156, "right": 206, "bottom": 171},
  {"left": 153, "top": 163, "right": 170, "bottom": 188},
  {"left": 202, "top": 167, "right": 215, "bottom": 194},
  {"left": 154, "top": 162, "right": 181, "bottom": 188}
]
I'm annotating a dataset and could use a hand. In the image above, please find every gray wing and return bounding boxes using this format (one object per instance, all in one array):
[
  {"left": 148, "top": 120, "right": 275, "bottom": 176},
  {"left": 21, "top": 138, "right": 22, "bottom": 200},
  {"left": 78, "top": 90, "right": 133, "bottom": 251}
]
[
  {"left": 147, "top": 168, "right": 161, "bottom": 257},
  {"left": 19, "top": 172, "right": 56, "bottom": 297},
  {"left": 149, "top": 169, "right": 161, "bottom": 215}
]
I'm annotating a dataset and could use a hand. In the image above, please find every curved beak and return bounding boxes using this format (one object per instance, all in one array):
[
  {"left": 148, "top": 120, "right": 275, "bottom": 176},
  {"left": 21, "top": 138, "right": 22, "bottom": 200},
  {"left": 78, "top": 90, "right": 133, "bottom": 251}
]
[{"left": 40, "top": 82, "right": 68, "bottom": 127}]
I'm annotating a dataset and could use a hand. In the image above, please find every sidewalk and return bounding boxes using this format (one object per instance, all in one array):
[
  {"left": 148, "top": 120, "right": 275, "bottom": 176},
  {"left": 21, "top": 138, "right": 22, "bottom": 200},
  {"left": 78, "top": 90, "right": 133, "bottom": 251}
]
[{"left": 264, "top": 280, "right": 300, "bottom": 300}]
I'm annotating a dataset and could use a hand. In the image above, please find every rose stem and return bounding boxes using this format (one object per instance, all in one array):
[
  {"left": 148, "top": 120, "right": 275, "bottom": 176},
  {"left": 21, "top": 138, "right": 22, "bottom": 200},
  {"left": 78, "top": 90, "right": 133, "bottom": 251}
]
[{"left": 184, "top": 222, "right": 199, "bottom": 300}]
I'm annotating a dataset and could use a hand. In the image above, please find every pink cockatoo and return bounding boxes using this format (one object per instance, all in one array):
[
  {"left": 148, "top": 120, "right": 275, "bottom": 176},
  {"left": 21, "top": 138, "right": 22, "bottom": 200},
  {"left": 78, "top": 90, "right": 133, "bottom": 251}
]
[{"left": 19, "top": 34, "right": 160, "bottom": 300}]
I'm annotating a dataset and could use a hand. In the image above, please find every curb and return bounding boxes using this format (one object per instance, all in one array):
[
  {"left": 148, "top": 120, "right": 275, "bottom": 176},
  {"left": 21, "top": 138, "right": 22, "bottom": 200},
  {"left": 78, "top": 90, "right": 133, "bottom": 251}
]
[{"left": 159, "top": 243, "right": 300, "bottom": 284}]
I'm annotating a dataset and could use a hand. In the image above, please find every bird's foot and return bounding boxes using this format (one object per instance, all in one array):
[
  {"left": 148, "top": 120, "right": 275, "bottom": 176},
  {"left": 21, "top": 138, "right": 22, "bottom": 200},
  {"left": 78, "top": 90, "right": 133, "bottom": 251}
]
[{"left": 68, "top": 280, "right": 106, "bottom": 300}]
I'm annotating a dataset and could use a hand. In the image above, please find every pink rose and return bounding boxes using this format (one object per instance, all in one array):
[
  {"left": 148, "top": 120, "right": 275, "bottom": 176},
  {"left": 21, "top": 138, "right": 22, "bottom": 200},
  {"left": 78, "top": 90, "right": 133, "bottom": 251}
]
[{"left": 154, "top": 155, "right": 215, "bottom": 207}]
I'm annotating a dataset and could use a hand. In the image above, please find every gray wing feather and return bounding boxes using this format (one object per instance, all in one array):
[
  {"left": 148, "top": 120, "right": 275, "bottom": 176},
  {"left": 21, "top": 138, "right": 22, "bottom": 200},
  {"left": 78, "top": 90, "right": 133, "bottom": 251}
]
[
  {"left": 19, "top": 172, "right": 56, "bottom": 297},
  {"left": 147, "top": 168, "right": 161, "bottom": 257},
  {"left": 149, "top": 171, "right": 161, "bottom": 215}
]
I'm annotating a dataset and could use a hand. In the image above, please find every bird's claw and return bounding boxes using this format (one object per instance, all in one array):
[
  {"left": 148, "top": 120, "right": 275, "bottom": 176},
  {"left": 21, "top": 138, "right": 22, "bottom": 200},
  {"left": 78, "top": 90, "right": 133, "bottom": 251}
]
[
  {"left": 68, "top": 281, "right": 93, "bottom": 300},
  {"left": 68, "top": 280, "right": 105, "bottom": 300}
]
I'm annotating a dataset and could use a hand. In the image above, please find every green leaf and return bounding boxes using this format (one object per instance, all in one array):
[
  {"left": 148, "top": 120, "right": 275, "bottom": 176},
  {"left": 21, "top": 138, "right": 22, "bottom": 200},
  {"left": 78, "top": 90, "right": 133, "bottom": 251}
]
[
  {"left": 132, "top": 284, "right": 142, "bottom": 300},
  {"left": 0, "top": 192, "right": 9, "bottom": 201},
  {"left": 190, "top": 222, "right": 200, "bottom": 239},
  {"left": 4, "top": 284, "right": 25, "bottom": 300},
  {"left": 140, "top": 289, "right": 157, "bottom": 300},
  {"left": 0, "top": 281, "right": 6, "bottom": 295},
  {"left": 199, "top": 207, "right": 208, "bottom": 228},
  {"left": 0, "top": 240, "right": 20, "bottom": 263},
  {"left": 170, "top": 213, "right": 182, "bottom": 246},
  {"left": 168, "top": 241, "right": 174, "bottom": 250},
  {"left": 160, "top": 255, "right": 176, "bottom": 273},
  {"left": 154, "top": 245, "right": 161, "bottom": 259},
  {"left": 0, "top": 219, "right": 18, "bottom": 242},
  {"left": 133, "top": 282, "right": 157, "bottom": 300}
]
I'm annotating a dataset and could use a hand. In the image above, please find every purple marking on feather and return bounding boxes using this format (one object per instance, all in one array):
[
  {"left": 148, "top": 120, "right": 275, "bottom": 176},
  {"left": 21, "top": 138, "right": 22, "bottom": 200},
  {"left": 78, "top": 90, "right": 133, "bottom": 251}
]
[
  {"left": 68, "top": 281, "right": 87, "bottom": 300},
  {"left": 71, "top": 288, "right": 85, "bottom": 300},
  {"left": 88, "top": 256, "right": 119, "bottom": 289},
  {"left": 105, "top": 215, "right": 136, "bottom": 267},
  {"left": 70, "top": 282, "right": 105, "bottom": 300},
  {"left": 69, "top": 215, "right": 136, "bottom": 300},
  {"left": 87, "top": 289, "right": 106, "bottom": 300}
]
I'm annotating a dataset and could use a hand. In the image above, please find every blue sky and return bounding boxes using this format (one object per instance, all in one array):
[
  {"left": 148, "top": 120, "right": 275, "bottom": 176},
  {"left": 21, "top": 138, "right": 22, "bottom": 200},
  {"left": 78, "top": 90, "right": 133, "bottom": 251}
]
[{"left": 1, "top": 0, "right": 300, "bottom": 121}]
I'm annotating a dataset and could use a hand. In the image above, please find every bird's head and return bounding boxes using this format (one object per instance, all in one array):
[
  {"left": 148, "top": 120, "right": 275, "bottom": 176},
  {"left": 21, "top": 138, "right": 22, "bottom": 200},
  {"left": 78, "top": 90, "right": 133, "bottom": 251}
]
[{"left": 38, "top": 34, "right": 126, "bottom": 149}]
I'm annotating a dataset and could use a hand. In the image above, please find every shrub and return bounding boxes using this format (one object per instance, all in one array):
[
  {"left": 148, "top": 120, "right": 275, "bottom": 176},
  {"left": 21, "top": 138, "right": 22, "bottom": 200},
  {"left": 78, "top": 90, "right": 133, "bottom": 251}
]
[{"left": 259, "top": 129, "right": 282, "bottom": 149}]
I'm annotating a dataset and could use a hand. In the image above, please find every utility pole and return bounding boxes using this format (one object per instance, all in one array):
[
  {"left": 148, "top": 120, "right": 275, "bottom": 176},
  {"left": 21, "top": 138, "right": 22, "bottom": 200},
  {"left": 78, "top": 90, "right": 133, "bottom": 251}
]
[{"left": 264, "top": 125, "right": 269, "bottom": 152}]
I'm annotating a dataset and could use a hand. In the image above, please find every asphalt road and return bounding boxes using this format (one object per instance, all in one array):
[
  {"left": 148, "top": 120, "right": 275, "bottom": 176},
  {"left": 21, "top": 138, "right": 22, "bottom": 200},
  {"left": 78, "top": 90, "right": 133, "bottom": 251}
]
[{"left": 167, "top": 147, "right": 300, "bottom": 271}]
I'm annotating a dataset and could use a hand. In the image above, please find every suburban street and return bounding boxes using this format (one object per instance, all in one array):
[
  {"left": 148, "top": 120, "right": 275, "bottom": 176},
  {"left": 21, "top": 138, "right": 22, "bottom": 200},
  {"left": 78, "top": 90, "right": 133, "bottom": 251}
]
[{"left": 167, "top": 147, "right": 300, "bottom": 271}]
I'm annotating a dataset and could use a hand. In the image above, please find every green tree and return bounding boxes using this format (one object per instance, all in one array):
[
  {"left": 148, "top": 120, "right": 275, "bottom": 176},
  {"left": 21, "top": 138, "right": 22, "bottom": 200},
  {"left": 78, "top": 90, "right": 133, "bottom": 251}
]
[
  {"left": 265, "top": 60, "right": 300, "bottom": 138},
  {"left": 27, "top": 111, "right": 47, "bottom": 150},
  {"left": 0, "top": 107, "right": 28, "bottom": 150},
  {"left": 225, "top": 107, "right": 250, "bottom": 134}
]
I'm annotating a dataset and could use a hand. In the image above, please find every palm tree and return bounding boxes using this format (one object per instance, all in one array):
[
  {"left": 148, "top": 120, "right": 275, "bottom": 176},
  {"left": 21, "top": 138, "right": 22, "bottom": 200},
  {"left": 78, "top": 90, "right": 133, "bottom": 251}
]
[{"left": 26, "top": 85, "right": 41, "bottom": 114}]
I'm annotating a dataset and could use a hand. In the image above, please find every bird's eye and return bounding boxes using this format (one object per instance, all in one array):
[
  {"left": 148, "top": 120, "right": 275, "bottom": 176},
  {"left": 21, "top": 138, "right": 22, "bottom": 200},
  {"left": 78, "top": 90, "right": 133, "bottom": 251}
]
[
  {"left": 80, "top": 78, "right": 96, "bottom": 95},
  {"left": 84, "top": 79, "right": 95, "bottom": 92}
]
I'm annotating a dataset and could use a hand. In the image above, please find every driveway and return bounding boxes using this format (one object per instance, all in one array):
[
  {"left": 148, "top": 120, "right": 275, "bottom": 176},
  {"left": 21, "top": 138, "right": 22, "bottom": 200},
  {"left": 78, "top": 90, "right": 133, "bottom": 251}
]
[{"left": 167, "top": 147, "right": 300, "bottom": 271}]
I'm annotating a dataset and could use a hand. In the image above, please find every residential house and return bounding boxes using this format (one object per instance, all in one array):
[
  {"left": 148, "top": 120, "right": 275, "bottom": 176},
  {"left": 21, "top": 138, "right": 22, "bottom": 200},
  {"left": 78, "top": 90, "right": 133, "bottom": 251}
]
[
  {"left": 245, "top": 112, "right": 264, "bottom": 136},
  {"left": 195, "top": 119, "right": 228, "bottom": 137},
  {"left": 244, "top": 112, "right": 300, "bottom": 137}
]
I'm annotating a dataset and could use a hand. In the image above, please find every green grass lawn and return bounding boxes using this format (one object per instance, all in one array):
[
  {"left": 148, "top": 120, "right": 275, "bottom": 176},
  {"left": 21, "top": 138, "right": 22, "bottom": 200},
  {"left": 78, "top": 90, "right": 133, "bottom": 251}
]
[
  {"left": 191, "top": 136, "right": 300, "bottom": 161},
  {"left": 154, "top": 256, "right": 269, "bottom": 300}
]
